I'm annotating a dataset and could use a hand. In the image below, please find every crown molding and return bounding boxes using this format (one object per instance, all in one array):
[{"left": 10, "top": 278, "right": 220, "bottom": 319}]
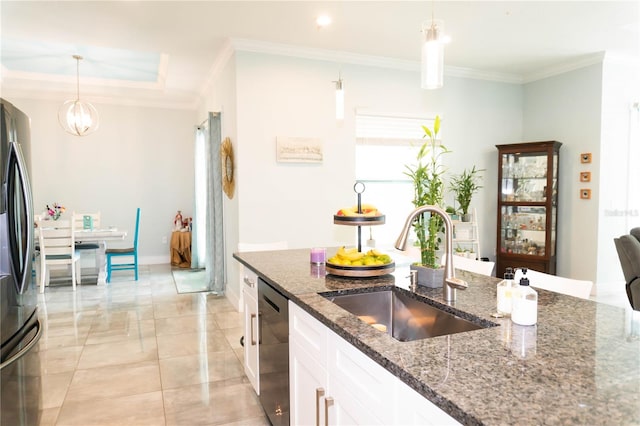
[
  {"left": 522, "top": 52, "right": 607, "bottom": 83},
  {"left": 197, "top": 38, "right": 235, "bottom": 103},
  {"left": 229, "top": 38, "right": 523, "bottom": 84}
]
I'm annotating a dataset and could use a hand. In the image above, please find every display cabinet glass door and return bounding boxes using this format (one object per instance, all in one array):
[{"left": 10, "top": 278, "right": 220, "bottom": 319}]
[{"left": 495, "top": 141, "right": 561, "bottom": 276}]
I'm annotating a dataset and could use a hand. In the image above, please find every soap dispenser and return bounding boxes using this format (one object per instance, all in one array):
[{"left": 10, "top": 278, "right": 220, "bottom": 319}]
[
  {"left": 511, "top": 268, "right": 538, "bottom": 326},
  {"left": 496, "top": 267, "right": 515, "bottom": 316}
]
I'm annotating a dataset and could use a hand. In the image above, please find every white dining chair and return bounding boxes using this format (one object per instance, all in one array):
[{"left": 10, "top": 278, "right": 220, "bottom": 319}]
[
  {"left": 441, "top": 254, "right": 495, "bottom": 276},
  {"left": 37, "top": 219, "right": 81, "bottom": 293},
  {"left": 72, "top": 212, "right": 102, "bottom": 281},
  {"left": 513, "top": 268, "right": 593, "bottom": 300}
]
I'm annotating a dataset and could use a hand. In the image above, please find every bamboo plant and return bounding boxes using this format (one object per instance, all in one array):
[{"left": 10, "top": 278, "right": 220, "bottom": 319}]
[{"left": 404, "top": 115, "right": 449, "bottom": 268}]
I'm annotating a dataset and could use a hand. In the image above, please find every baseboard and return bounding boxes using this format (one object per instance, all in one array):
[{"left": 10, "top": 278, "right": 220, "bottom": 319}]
[{"left": 226, "top": 284, "right": 242, "bottom": 312}]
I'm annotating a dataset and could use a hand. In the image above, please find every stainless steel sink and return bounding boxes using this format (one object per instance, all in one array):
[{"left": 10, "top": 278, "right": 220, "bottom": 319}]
[{"left": 323, "top": 287, "right": 488, "bottom": 342}]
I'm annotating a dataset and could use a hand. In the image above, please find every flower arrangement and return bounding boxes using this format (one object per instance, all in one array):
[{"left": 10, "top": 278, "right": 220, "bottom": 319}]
[{"left": 46, "top": 203, "right": 65, "bottom": 220}]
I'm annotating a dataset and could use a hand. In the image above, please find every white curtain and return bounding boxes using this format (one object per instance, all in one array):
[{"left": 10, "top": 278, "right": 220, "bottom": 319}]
[{"left": 191, "top": 112, "right": 225, "bottom": 293}]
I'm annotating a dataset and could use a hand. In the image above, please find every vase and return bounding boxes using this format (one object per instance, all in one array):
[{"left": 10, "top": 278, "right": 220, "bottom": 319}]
[
  {"left": 461, "top": 213, "right": 472, "bottom": 222},
  {"left": 410, "top": 264, "right": 444, "bottom": 289}
]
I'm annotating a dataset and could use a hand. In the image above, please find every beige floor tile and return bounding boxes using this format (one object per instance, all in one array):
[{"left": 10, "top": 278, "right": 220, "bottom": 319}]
[
  {"left": 163, "top": 380, "right": 263, "bottom": 426},
  {"left": 213, "top": 311, "right": 243, "bottom": 329},
  {"left": 220, "top": 415, "right": 270, "bottom": 426},
  {"left": 154, "top": 296, "right": 210, "bottom": 319},
  {"left": 77, "top": 338, "right": 158, "bottom": 370},
  {"left": 65, "top": 360, "right": 161, "bottom": 402},
  {"left": 222, "top": 326, "right": 244, "bottom": 350},
  {"left": 207, "top": 295, "right": 238, "bottom": 313},
  {"left": 28, "top": 345, "right": 84, "bottom": 375},
  {"left": 159, "top": 350, "right": 244, "bottom": 390},
  {"left": 40, "top": 371, "right": 74, "bottom": 409},
  {"left": 155, "top": 314, "right": 220, "bottom": 336},
  {"left": 157, "top": 329, "right": 232, "bottom": 359},
  {"left": 93, "top": 304, "right": 155, "bottom": 322},
  {"left": 85, "top": 318, "right": 156, "bottom": 345},
  {"left": 56, "top": 390, "right": 165, "bottom": 426},
  {"left": 38, "top": 407, "right": 61, "bottom": 426},
  {"left": 35, "top": 333, "right": 87, "bottom": 351}
]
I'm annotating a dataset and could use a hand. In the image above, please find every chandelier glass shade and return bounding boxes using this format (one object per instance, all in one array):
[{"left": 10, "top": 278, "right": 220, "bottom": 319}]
[
  {"left": 421, "top": 19, "right": 445, "bottom": 90},
  {"left": 58, "top": 55, "right": 99, "bottom": 136}
]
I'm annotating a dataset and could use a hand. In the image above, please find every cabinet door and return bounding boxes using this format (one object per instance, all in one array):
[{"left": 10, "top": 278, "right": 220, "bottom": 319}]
[
  {"left": 243, "top": 286, "right": 259, "bottom": 393},
  {"left": 290, "top": 340, "right": 327, "bottom": 426},
  {"left": 289, "top": 303, "right": 329, "bottom": 426},
  {"left": 326, "top": 329, "right": 396, "bottom": 425},
  {"left": 395, "top": 380, "right": 460, "bottom": 425}
]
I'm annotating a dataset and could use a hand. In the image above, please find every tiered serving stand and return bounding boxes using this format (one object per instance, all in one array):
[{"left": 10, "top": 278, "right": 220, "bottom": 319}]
[{"left": 326, "top": 182, "right": 395, "bottom": 277}]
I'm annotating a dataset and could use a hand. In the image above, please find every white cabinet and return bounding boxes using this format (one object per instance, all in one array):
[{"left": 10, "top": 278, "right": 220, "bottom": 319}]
[
  {"left": 242, "top": 268, "right": 259, "bottom": 393},
  {"left": 290, "top": 302, "right": 459, "bottom": 425},
  {"left": 396, "top": 380, "right": 461, "bottom": 425}
]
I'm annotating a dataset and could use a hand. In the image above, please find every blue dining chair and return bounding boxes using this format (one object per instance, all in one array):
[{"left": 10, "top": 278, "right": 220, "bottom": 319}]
[{"left": 106, "top": 208, "right": 140, "bottom": 283}]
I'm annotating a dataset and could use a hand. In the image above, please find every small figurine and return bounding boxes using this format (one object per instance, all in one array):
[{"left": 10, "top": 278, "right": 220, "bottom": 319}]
[{"left": 174, "top": 211, "right": 183, "bottom": 230}]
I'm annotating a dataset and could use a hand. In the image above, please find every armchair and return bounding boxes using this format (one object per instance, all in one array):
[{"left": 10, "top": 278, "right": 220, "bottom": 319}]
[{"left": 614, "top": 227, "right": 640, "bottom": 311}]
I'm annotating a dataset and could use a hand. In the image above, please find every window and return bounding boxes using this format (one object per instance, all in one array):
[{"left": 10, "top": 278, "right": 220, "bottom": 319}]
[{"left": 355, "top": 114, "right": 436, "bottom": 248}]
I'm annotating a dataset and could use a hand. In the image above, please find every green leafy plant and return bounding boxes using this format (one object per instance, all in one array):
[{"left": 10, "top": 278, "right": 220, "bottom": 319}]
[
  {"left": 450, "top": 166, "right": 484, "bottom": 216},
  {"left": 404, "top": 115, "right": 450, "bottom": 268}
]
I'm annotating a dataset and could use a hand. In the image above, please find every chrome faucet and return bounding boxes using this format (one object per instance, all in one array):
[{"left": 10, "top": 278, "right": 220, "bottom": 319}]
[{"left": 395, "top": 205, "right": 468, "bottom": 302}]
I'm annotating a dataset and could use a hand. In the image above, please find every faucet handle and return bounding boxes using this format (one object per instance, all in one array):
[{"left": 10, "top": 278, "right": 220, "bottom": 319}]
[{"left": 446, "top": 276, "right": 468, "bottom": 290}]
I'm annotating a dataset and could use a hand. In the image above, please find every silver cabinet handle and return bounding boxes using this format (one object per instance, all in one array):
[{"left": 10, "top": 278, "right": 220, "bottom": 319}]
[
  {"left": 243, "top": 276, "right": 255, "bottom": 287},
  {"left": 324, "top": 396, "right": 334, "bottom": 426},
  {"left": 250, "top": 313, "right": 257, "bottom": 345},
  {"left": 315, "top": 387, "right": 325, "bottom": 426}
]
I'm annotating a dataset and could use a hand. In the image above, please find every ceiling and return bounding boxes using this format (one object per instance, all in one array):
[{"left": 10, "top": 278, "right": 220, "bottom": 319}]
[{"left": 1, "top": 1, "right": 638, "bottom": 109}]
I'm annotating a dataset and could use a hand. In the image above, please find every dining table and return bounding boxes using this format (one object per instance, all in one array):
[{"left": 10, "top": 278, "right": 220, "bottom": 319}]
[{"left": 74, "top": 228, "right": 127, "bottom": 284}]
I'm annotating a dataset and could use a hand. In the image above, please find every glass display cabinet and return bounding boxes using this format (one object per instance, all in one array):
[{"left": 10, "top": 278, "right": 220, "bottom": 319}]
[{"left": 496, "top": 141, "right": 562, "bottom": 277}]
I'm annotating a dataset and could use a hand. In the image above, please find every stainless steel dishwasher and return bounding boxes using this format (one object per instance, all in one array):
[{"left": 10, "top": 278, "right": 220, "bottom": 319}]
[{"left": 257, "top": 277, "right": 289, "bottom": 425}]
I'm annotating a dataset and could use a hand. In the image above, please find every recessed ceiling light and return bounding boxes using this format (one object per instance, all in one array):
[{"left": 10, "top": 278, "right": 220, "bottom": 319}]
[{"left": 316, "top": 15, "right": 332, "bottom": 28}]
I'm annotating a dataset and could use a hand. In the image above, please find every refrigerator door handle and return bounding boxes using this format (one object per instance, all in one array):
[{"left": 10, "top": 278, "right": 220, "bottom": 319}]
[
  {"left": 0, "top": 318, "right": 41, "bottom": 371},
  {"left": 7, "top": 141, "right": 34, "bottom": 294}
]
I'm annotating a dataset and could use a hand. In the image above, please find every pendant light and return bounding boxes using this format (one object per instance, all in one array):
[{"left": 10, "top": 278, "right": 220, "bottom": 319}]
[
  {"left": 334, "top": 74, "right": 344, "bottom": 121},
  {"left": 58, "top": 55, "right": 99, "bottom": 136},
  {"left": 421, "top": 4, "right": 445, "bottom": 90}
]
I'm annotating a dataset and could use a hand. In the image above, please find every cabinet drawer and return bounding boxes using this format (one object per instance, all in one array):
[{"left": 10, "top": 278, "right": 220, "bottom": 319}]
[
  {"left": 289, "top": 302, "right": 327, "bottom": 367},
  {"left": 241, "top": 267, "right": 259, "bottom": 298}
]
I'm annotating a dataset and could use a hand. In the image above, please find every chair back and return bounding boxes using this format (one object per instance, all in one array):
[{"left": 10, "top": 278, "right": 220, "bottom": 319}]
[
  {"left": 514, "top": 268, "right": 593, "bottom": 300},
  {"left": 73, "top": 212, "right": 101, "bottom": 230},
  {"left": 133, "top": 208, "right": 141, "bottom": 250},
  {"left": 38, "top": 219, "right": 75, "bottom": 260},
  {"left": 441, "top": 254, "right": 495, "bottom": 276}
]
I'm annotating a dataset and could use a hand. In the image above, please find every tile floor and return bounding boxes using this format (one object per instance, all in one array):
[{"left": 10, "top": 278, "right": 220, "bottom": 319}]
[{"left": 30, "top": 264, "right": 269, "bottom": 426}]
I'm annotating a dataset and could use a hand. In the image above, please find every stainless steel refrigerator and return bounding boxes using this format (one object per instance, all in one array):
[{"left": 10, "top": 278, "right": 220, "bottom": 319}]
[{"left": 0, "top": 98, "right": 42, "bottom": 425}]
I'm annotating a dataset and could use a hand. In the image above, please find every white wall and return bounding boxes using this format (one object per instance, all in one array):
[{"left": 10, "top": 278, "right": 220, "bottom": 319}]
[
  {"left": 522, "top": 64, "right": 603, "bottom": 282},
  {"left": 4, "top": 97, "right": 197, "bottom": 264},
  {"left": 225, "top": 50, "right": 522, "bottom": 298},
  {"left": 597, "top": 57, "right": 640, "bottom": 284}
]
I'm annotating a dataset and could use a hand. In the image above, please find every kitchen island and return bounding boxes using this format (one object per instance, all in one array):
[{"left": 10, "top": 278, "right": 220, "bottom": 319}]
[{"left": 234, "top": 248, "right": 640, "bottom": 425}]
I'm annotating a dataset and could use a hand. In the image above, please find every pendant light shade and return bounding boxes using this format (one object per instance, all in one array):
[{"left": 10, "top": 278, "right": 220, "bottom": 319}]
[
  {"left": 334, "top": 75, "right": 344, "bottom": 121},
  {"left": 421, "top": 19, "right": 445, "bottom": 90},
  {"left": 58, "top": 55, "right": 99, "bottom": 136}
]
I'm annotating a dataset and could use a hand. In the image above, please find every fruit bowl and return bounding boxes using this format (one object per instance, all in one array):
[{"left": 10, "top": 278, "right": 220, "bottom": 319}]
[
  {"left": 326, "top": 248, "right": 395, "bottom": 277},
  {"left": 334, "top": 204, "right": 385, "bottom": 226}
]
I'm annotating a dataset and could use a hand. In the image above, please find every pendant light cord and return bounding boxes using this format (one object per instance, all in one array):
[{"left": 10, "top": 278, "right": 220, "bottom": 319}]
[{"left": 73, "top": 54, "right": 82, "bottom": 101}]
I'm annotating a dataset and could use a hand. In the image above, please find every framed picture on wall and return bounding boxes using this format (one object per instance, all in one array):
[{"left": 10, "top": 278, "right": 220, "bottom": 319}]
[{"left": 276, "top": 136, "right": 323, "bottom": 163}]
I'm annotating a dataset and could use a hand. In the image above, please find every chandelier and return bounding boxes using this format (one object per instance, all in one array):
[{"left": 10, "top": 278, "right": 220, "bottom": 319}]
[{"left": 58, "top": 55, "right": 99, "bottom": 136}]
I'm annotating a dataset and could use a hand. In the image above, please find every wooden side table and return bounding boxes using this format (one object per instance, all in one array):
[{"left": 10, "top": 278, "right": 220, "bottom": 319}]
[{"left": 170, "top": 231, "right": 192, "bottom": 268}]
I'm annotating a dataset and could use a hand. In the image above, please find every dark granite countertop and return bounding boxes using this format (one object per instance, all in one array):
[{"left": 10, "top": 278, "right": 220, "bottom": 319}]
[{"left": 234, "top": 248, "right": 640, "bottom": 425}]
